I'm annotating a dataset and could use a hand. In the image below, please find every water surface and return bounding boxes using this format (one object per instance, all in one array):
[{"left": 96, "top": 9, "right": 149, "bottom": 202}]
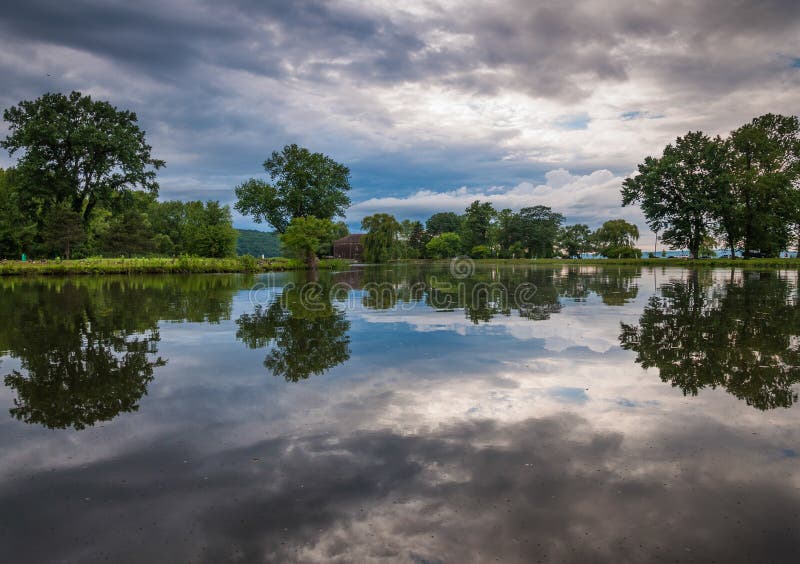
[{"left": 1, "top": 265, "right": 799, "bottom": 562}]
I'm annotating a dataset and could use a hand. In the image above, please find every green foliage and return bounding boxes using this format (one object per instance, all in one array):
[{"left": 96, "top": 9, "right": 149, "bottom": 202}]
[
  {"left": 507, "top": 206, "right": 564, "bottom": 258},
  {"left": 0, "top": 167, "right": 36, "bottom": 258},
  {"left": 181, "top": 201, "right": 238, "bottom": 258},
  {"left": 426, "top": 232, "right": 461, "bottom": 258},
  {"left": 234, "top": 144, "right": 351, "bottom": 233},
  {"left": 426, "top": 212, "right": 462, "bottom": 236},
  {"left": 460, "top": 200, "right": 495, "bottom": 251},
  {"left": 1, "top": 91, "right": 164, "bottom": 227},
  {"left": 235, "top": 229, "right": 282, "bottom": 257},
  {"left": 102, "top": 206, "right": 156, "bottom": 257},
  {"left": 602, "top": 245, "right": 642, "bottom": 259},
  {"left": 624, "top": 114, "right": 800, "bottom": 258},
  {"left": 622, "top": 131, "right": 722, "bottom": 259},
  {"left": 407, "top": 220, "right": 429, "bottom": 258},
  {"left": 725, "top": 114, "right": 800, "bottom": 257},
  {"left": 559, "top": 223, "right": 592, "bottom": 258},
  {"left": 593, "top": 219, "right": 640, "bottom": 257},
  {"left": 470, "top": 245, "right": 491, "bottom": 259},
  {"left": 280, "top": 216, "right": 336, "bottom": 267},
  {"left": 361, "top": 213, "right": 402, "bottom": 262},
  {"left": 41, "top": 204, "right": 86, "bottom": 259}
]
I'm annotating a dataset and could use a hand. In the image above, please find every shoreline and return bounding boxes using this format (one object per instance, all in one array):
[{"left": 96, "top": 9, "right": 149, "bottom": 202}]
[
  {"left": 0, "top": 257, "right": 347, "bottom": 276},
  {"left": 3, "top": 256, "right": 800, "bottom": 275}
]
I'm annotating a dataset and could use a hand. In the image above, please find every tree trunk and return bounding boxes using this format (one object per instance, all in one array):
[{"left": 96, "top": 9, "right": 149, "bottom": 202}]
[
  {"left": 306, "top": 252, "right": 319, "bottom": 270},
  {"left": 65, "top": 239, "right": 71, "bottom": 260}
]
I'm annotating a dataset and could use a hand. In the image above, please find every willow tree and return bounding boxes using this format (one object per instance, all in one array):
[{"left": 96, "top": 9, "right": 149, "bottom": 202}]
[{"left": 361, "top": 213, "right": 402, "bottom": 263}]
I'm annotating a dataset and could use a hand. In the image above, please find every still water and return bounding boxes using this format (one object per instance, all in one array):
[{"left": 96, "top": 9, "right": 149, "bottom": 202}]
[{"left": 1, "top": 265, "right": 799, "bottom": 563}]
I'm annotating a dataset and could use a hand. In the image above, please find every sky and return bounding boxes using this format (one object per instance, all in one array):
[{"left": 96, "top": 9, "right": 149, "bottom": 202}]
[{"left": 1, "top": 0, "right": 799, "bottom": 248}]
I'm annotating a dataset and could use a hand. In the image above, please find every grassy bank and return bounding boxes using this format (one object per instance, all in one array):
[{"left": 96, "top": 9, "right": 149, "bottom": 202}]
[
  {"left": 408, "top": 257, "right": 800, "bottom": 268},
  {"left": 0, "top": 256, "right": 348, "bottom": 276}
]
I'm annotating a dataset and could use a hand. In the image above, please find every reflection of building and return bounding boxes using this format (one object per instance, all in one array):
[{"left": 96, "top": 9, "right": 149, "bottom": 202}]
[{"left": 333, "top": 234, "right": 364, "bottom": 260}]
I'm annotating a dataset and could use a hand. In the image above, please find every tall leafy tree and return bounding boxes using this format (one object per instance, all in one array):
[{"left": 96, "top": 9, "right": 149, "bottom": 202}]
[
  {"left": 0, "top": 167, "right": 36, "bottom": 258},
  {"left": 361, "top": 213, "right": 402, "bottom": 263},
  {"left": 726, "top": 114, "right": 800, "bottom": 257},
  {"left": 460, "top": 200, "right": 495, "bottom": 252},
  {"left": 41, "top": 204, "right": 86, "bottom": 259},
  {"left": 405, "top": 220, "right": 428, "bottom": 258},
  {"left": 234, "top": 144, "right": 351, "bottom": 233},
  {"left": 559, "top": 224, "right": 592, "bottom": 258},
  {"left": 517, "top": 206, "right": 564, "bottom": 258},
  {"left": 622, "top": 131, "right": 722, "bottom": 259},
  {"left": 1, "top": 91, "right": 164, "bottom": 226},
  {"left": 426, "top": 211, "right": 462, "bottom": 236}
]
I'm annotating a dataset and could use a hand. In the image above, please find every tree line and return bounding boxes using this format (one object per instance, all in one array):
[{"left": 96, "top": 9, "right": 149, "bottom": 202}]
[
  {"left": 0, "top": 92, "right": 237, "bottom": 259},
  {"left": 232, "top": 144, "right": 642, "bottom": 263},
  {"left": 355, "top": 207, "right": 642, "bottom": 262},
  {"left": 2, "top": 91, "right": 798, "bottom": 263}
]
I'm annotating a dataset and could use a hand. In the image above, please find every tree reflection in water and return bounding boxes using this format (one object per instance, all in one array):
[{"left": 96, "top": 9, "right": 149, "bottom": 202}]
[
  {"left": 236, "top": 276, "right": 351, "bottom": 382},
  {"left": 0, "top": 276, "right": 246, "bottom": 429},
  {"left": 620, "top": 270, "right": 800, "bottom": 410}
]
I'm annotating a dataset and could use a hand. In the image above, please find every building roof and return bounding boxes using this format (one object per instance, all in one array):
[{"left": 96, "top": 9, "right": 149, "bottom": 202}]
[{"left": 334, "top": 234, "right": 365, "bottom": 244}]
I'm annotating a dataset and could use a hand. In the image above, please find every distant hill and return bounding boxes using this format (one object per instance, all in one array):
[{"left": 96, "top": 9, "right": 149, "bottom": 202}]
[{"left": 236, "top": 229, "right": 282, "bottom": 257}]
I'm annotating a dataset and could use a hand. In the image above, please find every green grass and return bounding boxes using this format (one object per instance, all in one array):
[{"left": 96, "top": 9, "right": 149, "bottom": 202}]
[{"left": 0, "top": 256, "right": 348, "bottom": 276}]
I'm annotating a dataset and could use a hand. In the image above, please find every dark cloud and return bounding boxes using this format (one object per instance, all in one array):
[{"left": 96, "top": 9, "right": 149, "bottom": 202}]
[
  {"left": 1, "top": 413, "right": 799, "bottom": 562},
  {"left": 1, "top": 0, "right": 799, "bottom": 224}
]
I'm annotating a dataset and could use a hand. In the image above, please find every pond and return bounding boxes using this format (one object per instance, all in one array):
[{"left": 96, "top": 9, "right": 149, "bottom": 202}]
[{"left": 1, "top": 264, "right": 799, "bottom": 562}]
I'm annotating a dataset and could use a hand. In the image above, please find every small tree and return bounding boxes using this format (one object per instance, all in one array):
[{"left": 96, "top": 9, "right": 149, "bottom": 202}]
[
  {"left": 280, "top": 217, "right": 335, "bottom": 269},
  {"left": 426, "top": 232, "right": 461, "bottom": 258},
  {"left": 42, "top": 204, "right": 86, "bottom": 259}
]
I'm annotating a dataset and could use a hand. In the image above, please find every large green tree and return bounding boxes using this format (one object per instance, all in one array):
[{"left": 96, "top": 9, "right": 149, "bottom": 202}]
[
  {"left": 234, "top": 144, "right": 351, "bottom": 233},
  {"left": 460, "top": 200, "right": 495, "bottom": 252},
  {"left": 41, "top": 204, "right": 86, "bottom": 259},
  {"left": 622, "top": 131, "right": 723, "bottom": 259},
  {"left": 181, "top": 201, "right": 238, "bottom": 258},
  {"left": 559, "top": 223, "right": 592, "bottom": 258},
  {"left": 725, "top": 114, "right": 800, "bottom": 257},
  {"left": 1, "top": 91, "right": 164, "bottom": 227},
  {"left": 0, "top": 167, "right": 36, "bottom": 258},
  {"left": 515, "top": 206, "right": 564, "bottom": 258},
  {"left": 425, "top": 232, "right": 461, "bottom": 259},
  {"left": 426, "top": 211, "right": 462, "bottom": 236}
]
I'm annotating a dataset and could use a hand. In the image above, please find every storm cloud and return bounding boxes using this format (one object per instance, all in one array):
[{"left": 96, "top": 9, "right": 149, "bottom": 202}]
[{"left": 1, "top": 0, "right": 798, "bottom": 237}]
